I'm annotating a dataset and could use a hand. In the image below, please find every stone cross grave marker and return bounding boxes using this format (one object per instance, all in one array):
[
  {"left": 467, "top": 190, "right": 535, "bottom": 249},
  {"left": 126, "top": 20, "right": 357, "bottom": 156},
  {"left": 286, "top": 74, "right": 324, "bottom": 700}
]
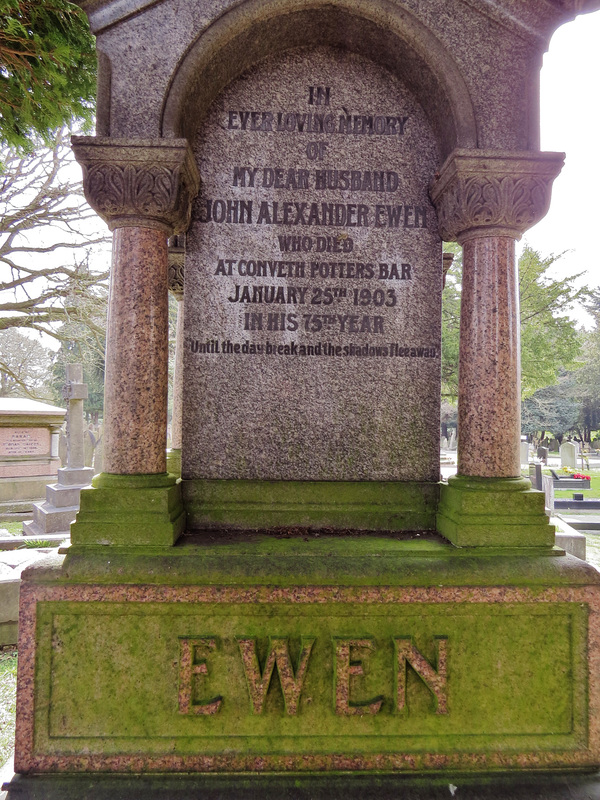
[{"left": 23, "top": 364, "right": 94, "bottom": 538}]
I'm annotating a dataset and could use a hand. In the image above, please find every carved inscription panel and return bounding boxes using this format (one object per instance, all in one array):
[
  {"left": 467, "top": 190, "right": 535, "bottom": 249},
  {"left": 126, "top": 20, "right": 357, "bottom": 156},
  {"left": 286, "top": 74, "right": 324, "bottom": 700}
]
[
  {"left": 183, "top": 48, "right": 442, "bottom": 481},
  {"left": 178, "top": 636, "right": 448, "bottom": 718},
  {"left": 0, "top": 427, "right": 49, "bottom": 457},
  {"left": 45, "top": 601, "right": 578, "bottom": 749}
]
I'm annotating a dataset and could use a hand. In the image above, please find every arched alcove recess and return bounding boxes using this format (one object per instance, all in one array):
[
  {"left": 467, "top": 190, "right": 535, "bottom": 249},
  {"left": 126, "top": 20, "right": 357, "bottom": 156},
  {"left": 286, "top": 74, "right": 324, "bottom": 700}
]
[{"left": 161, "top": 0, "right": 478, "bottom": 160}]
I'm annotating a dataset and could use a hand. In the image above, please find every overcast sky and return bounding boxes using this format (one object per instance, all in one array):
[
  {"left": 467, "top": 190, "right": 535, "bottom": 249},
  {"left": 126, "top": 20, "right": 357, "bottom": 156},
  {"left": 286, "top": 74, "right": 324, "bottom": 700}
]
[{"left": 522, "top": 9, "right": 600, "bottom": 327}]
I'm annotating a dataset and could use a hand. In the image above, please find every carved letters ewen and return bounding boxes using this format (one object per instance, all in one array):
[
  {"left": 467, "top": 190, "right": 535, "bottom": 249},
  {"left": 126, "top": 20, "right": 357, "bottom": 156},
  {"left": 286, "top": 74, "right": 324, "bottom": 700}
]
[
  {"left": 237, "top": 637, "right": 315, "bottom": 715},
  {"left": 395, "top": 636, "right": 448, "bottom": 715},
  {"left": 178, "top": 638, "right": 223, "bottom": 715},
  {"left": 333, "top": 638, "right": 384, "bottom": 716},
  {"left": 178, "top": 635, "right": 449, "bottom": 717}
]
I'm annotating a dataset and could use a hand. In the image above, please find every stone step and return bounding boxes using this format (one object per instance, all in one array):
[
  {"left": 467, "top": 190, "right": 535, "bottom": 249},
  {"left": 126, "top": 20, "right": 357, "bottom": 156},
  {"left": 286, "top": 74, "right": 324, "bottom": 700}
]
[
  {"left": 45, "top": 483, "right": 84, "bottom": 508},
  {"left": 559, "top": 515, "right": 600, "bottom": 531},
  {"left": 57, "top": 466, "right": 94, "bottom": 486},
  {"left": 31, "top": 502, "right": 78, "bottom": 533},
  {"left": 22, "top": 519, "right": 71, "bottom": 539},
  {"left": 0, "top": 532, "right": 69, "bottom": 550}
]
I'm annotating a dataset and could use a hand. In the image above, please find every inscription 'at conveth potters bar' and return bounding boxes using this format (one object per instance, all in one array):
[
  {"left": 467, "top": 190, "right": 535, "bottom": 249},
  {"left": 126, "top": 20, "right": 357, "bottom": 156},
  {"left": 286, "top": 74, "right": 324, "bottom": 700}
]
[{"left": 178, "top": 636, "right": 448, "bottom": 717}]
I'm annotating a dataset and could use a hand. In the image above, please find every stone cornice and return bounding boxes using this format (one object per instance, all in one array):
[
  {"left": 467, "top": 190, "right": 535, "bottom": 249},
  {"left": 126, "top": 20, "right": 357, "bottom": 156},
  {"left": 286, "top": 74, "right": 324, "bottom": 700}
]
[
  {"left": 71, "top": 137, "right": 200, "bottom": 234},
  {"left": 76, "top": 0, "right": 600, "bottom": 37},
  {"left": 429, "top": 149, "right": 564, "bottom": 243}
]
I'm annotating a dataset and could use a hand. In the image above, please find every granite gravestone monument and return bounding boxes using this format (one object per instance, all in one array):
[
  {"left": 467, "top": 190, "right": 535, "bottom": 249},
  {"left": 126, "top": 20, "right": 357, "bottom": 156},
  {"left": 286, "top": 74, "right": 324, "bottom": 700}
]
[
  {"left": 184, "top": 49, "right": 440, "bottom": 484},
  {"left": 182, "top": 48, "right": 441, "bottom": 529},
  {"left": 0, "top": 399, "right": 64, "bottom": 508},
  {"left": 9, "top": 0, "right": 600, "bottom": 795}
]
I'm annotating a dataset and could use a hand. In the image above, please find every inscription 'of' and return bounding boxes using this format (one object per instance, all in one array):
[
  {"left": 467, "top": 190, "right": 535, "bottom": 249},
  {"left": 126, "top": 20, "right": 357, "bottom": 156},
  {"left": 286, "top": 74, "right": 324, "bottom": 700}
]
[{"left": 178, "top": 636, "right": 448, "bottom": 717}]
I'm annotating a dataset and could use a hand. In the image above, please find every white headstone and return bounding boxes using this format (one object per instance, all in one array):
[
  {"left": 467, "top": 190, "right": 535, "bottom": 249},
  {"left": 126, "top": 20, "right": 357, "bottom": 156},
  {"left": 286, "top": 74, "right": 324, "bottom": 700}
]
[
  {"left": 560, "top": 441, "right": 577, "bottom": 469},
  {"left": 542, "top": 474, "right": 554, "bottom": 514},
  {"left": 520, "top": 441, "right": 529, "bottom": 466}
]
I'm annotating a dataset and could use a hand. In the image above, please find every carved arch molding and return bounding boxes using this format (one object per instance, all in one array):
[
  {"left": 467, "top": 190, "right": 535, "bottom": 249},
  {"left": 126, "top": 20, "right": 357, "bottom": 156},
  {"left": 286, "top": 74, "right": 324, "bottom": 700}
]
[{"left": 160, "top": 0, "right": 478, "bottom": 160}]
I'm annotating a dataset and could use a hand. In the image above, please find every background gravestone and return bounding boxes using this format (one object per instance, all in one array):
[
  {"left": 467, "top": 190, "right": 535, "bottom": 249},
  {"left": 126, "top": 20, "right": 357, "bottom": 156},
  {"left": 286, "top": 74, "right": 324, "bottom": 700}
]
[
  {"left": 0, "top": 399, "right": 64, "bottom": 510},
  {"left": 183, "top": 48, "right": 441, "bottom": 487},
  {"left": 560, "top": 441, "right": 577, "bottom": 469}
]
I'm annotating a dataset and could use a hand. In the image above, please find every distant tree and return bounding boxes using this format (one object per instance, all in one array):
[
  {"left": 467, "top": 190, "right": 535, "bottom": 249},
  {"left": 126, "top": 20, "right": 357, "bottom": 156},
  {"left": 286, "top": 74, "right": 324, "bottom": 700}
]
[
  {"left": 0, "top": 0, "right": 95, "bottom": 150},
  {"left": 441, "top": 245, "right": 586, "bottom": 400},
  {"left": 571, "top": 289, "right": 600, "bottom": 442},
  {"left": 518, "top": 246, "right": 585, "bottom": 397},
  {"left": 0, "top": 327, "right": 54, "bottom": 398},
  {"left": 521, "top": 376, "right": 580, "bottom": 445},
  {"left": 440, "top": 243, "right": 461, "bottom": 400},
  {"left": 0, "top": 129, "right": 109, "bottom": 348},
  {"left": 51, "top": 322, "right": 105, "bottom": 420}
]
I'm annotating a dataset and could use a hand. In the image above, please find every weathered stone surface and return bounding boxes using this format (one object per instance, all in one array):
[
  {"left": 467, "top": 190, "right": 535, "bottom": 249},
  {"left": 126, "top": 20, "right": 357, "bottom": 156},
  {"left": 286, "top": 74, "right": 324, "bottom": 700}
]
[
  {"left": 182, "top": 47, "right": 442, "bottom": 482},
  {"left": 16, "top": 0, "right": 600, "bottom": 787},
  {"left": 79, "top": 0, "right": 600, "bottom": 156},
  {"left": 13, "top": 544, "right": 600, "bottom": 774}
]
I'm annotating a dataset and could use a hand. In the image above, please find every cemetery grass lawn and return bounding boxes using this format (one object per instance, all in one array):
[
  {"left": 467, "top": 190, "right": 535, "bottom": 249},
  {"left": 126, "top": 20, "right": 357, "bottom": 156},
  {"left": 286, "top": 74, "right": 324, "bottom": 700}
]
[
  {"left": 553, "top": 470, "right": 600, "bottom": 499},
  {"left": 0, "top": 647, "right": 17, "bottom": 769},
  {"left": 2, "top": 523, "right": 23, "bottom": 536}
]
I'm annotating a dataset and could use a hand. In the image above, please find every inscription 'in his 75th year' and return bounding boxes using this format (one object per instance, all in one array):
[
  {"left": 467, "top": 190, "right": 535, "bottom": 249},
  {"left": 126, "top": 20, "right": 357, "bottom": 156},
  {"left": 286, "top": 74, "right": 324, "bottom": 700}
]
[{"left": 178, "top": 636, "right": 448, "bottom": 716}]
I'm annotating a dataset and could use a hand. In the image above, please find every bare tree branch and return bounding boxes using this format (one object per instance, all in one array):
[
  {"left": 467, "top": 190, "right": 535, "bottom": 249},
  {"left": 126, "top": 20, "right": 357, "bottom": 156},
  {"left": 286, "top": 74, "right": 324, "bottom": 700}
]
[{"left": 0, "top": 129, "right": 110, "bottom": 348}]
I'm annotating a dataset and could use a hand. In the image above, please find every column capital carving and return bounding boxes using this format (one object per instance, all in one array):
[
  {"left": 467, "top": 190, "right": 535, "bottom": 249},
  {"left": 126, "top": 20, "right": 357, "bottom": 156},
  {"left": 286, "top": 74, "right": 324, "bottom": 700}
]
[
  {"left": 72, "top": 137, "right": 200, "bottom": 234},
  {"left": 429, "top": 150, "right": 564, "bottom": 243}
]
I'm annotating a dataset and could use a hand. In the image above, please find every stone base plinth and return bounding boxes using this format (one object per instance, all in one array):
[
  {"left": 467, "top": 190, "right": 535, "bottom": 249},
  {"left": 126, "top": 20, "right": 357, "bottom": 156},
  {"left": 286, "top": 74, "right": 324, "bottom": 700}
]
[
  {"left": 0, "top": 476, "right": 58, "bottom": 505},
  {"left": 182, "top": 480, "right": 438, "bottom": 532},
  {"left": 71, "top": 473, "right": 185, "bottom": 547},
  {"left": 14, "top": 535, "right": 600, "bottom": 777},
  {"left": 4, "top": 769, "right": 600, "bottom": 799},
  {"left": 437, "top": 476, "right": 555, "bottom": 547}
]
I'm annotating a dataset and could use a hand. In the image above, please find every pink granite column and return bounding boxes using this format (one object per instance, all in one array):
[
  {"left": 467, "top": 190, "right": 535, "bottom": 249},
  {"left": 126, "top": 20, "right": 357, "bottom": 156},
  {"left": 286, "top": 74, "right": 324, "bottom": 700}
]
[
  {"left": 103, "top": 227, "right": 169, "bottom": 474},
  {"left": 458, "top": 235, "right": 520, "bottom": 477},
  {"left": 72, "top": 138, "right": 199, "bottom": 478},
  {"left": 430, "top": 150, "right": 565, "bottom": 481}
]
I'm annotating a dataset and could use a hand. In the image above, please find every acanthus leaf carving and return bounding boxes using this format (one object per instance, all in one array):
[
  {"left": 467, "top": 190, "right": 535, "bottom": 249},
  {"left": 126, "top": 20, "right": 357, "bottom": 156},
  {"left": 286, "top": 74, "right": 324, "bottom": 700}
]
[
  {"left": 72, "top": 137, "right": 200, "bottom": 235},
  {"left": 430, "top": 150, "right": 564, "bottom": 242}
]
